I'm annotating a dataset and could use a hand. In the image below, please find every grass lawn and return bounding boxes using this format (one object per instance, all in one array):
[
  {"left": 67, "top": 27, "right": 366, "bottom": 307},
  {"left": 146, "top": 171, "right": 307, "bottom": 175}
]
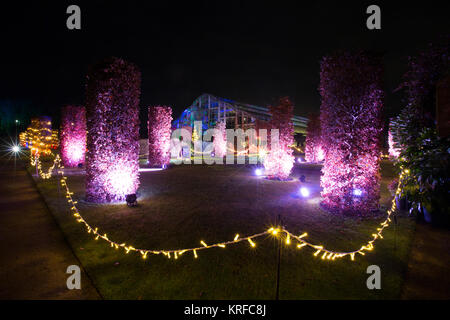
[{"left": 31, "top": 158, "right": 415, "bottom": 299}]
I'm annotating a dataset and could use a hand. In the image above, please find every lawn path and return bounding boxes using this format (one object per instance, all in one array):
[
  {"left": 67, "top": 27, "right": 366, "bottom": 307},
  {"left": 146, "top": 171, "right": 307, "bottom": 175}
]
[
  {"left": 0, "top": 157, "right": 100, "bottom": 299},
  {"left": 400, "top": 222, "right": 450, "bottom": 299}
]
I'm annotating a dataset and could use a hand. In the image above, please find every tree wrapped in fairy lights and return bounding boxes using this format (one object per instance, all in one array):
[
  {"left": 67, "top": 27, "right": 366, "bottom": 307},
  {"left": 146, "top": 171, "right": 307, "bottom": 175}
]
[
  {"left": 60, "top": 105, "right": 86, "bottom": 167},
  {"left": 148, "top": 105, "right": 173, "bottom": 167},
  {"left": 305, "top": 112, "right": 324, "bottom": 162},
  {"left": 213, "top": 120, "right": 227, "bottom": 158},
  {"left": 319, "top": 51, "right": 384, "bottom": 213},
  {"left": 263, "top": 97, "right": 295, "bottom": 180},
  {"left": 85, "top": 57, "right": 141, "bottom": 203}
]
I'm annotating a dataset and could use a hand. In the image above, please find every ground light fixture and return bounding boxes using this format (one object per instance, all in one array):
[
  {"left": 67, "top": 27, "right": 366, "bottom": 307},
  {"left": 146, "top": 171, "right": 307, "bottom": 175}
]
[
  {"left": 254, "top": 168, "right": 263, "bottom": 176},
  {"left": 125, "top": 194, "right": 138, "bottom": 207},
  {"left": 299, "top": 187, "right": 310, "bottom": 197},
  {"left": 12, "top": 145, "right": 20, "bottom": 153}
]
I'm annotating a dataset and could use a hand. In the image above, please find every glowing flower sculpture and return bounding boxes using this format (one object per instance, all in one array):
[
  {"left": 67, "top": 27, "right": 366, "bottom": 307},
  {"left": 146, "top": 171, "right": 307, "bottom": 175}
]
[
  {"left": 60, "top": 105, "right": 86, "bottom": 167},
  {"left": 305, "top": 112, "right": 324, "bottom": 162},
  {"left": 148, "top": 105, "right": 173, "bottom": 167},
  {"left": 85, "top": 57, "right": 141, "bottom": 203},
  {"left": 213, "top": 120, "right": 227, "bottom": 158},
  {"left": 319, "top": 51, "right": 384, "bottom": 213},
  {"left": 263, "top": 97, "right": 295, "bottom": 180}
]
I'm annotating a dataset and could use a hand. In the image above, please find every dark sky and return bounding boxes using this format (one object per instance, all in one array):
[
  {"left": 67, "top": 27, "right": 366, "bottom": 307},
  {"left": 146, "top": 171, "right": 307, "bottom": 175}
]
[{"left": 1, "top": 0, "right": 449, "bottom": 130}]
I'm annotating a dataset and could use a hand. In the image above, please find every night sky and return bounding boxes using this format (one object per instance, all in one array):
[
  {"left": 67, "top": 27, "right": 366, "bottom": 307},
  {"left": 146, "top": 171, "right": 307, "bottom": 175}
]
[{"left": 1, "top": 1, "right": 449, "bottom": 133}]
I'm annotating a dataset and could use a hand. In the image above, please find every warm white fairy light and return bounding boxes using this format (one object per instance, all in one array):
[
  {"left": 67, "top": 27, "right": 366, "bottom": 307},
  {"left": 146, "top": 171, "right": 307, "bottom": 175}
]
[{"left": 32, "top": 152, "right": 407, "bottom": 263}]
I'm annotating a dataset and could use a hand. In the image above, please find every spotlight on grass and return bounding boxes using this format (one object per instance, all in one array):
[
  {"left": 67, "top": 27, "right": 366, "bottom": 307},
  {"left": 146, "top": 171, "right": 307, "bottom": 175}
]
[
  {"left": 299, "top": 187, "right": 310, "bottom": 197},
  {"left": 254, "top": 168, "right": 263, "bottom": 176}
]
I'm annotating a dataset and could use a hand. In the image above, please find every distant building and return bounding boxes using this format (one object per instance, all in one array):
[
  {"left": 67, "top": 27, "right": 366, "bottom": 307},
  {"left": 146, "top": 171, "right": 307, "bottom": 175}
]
[{"left": 172, "top": 93, "right": 308, "bottom": 134}]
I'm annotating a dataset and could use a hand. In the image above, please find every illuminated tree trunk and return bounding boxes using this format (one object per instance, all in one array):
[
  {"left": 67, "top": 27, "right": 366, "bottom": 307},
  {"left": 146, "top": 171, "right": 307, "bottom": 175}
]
[
  {"left": 319, "top": 51, "right": 384, "bottom": 213},
  {"left": 305, "top": 113, "right": 324, "bottom": 162},
  {"left": 263, "top": 97, "right": 295, "bottom": 180},
  {"left": 213, "top": 120, "right": 227, "bottom": 158},
  {"left": 148, "top": 105, "right": 173, "bottom": 167},
  {"left": 85, "top": 57, "right": 141, "bottom": 203},
  {"left": 60, "top": 105, "right": 86, "bottom": 167}
]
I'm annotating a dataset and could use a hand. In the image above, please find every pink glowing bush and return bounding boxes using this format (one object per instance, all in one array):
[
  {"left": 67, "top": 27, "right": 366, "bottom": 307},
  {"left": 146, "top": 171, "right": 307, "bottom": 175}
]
[
  {"left": 85, "top": 57, "right": 141, "bottom": 203},
  {"left": 263, "top": 97, "right": 295, "bottom": 180},
  {"left": 213, "top": 120, "right": 227, "bottom": 158},
  {"left": 388, "top": 127, "right": 400, "bottom": 158},
  {"left": 305, "top": 113, "right": 324, "bottom": 162},
  {"left": 148, "top": 105, "right": 173, "bottom": 167},
  {"left": 60, "top": 105, "right": 86, "bottom": 167},
  {"left": 319, "top": 51, "right": 384, "bottom": 213}
]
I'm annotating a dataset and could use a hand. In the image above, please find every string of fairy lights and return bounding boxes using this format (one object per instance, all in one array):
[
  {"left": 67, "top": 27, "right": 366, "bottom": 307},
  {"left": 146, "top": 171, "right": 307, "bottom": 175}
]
[
  {"left": 33, "top": 153, "right": 61, "bottom": 179},
  {"left": 32, "top": 152, "right": 407, "bottom": 262}
]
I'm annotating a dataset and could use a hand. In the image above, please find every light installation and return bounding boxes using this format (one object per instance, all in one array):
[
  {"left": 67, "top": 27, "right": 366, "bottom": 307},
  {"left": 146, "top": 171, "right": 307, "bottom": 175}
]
[
  {"left": 22, "top": 117, "right": 58, "bottom": 156},
  {"left": 319, "top": 51, "right": 384, "bottom": 213},
  {"left": 388, "top": 128, "right": 400, "bottom": 159},
  {"left": 263, "top": 97, "right": 295, "bottom": 180},
  {"left": 148, "top": 105, "right": 173, "bottom": 167},
  {"left": 299, "top": 187, "right": 310, "bottom": 197},
  {"left": 33, "top": 152, "right": 407, "bottom": 263},
  {"left": 213, "top": 120, "right": 227, "bottom": 158},
  {"left": 85, "top": 57, "right": 141, "bottom": 202},
  {"left": 305, "top": 113, "right": 324, "bottom": 162},
  {"left": 60, "top": 105, "right": 86, "bottom": 167},
  {"left": 19, "top": 131, "right": 27, "bottom": 147}
]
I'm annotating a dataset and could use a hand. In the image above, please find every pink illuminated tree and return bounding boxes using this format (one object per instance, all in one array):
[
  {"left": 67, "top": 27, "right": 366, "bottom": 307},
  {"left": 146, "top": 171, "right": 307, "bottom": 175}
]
[
  {"left": 263, "top": 97, "right": 295, "bottom": 180},
  {"left": 305, "top": 112, "right": 324, "bottom": 162},
  {"left": 148, "top": 105, "right": 173, "bottom": 167},
  {"left": 319, "top": 51, "right": 384, "bottom": 213},
  {"left": 85, "top": 57, "right": 141, "bottom": 203},
  {"left": 60, "top": 105, "right": 86, "bottom": 167},
  {"left": 213, "top": 120, "right": 227, "bottom": 158},
  {"left": 388, "top": 120, "right": 400, "bottom": 159}
]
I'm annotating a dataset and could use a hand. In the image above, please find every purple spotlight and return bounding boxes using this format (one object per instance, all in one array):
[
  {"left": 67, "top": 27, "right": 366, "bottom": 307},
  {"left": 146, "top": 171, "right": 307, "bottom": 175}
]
[
  {"left": 353, "top": 188, "right": 363, "bottom": 196},
  {"left": 255, "top": 168, "right": 263, "bottom": 176},
  {"left": 299, "top": 187, "right": 310, "bottom": 197},
  {"left": 297, "top": 157, "right": 303, "bottom": 163}
]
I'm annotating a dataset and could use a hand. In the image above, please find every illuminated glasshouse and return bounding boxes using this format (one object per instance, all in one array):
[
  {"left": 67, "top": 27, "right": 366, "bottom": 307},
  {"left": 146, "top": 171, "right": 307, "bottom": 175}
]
[
  {"left": 172, "top": 93, "right": 308, "bottom": 134},
  {"left": 171, "top": 93, "right": 308, "bottom": 159}
]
